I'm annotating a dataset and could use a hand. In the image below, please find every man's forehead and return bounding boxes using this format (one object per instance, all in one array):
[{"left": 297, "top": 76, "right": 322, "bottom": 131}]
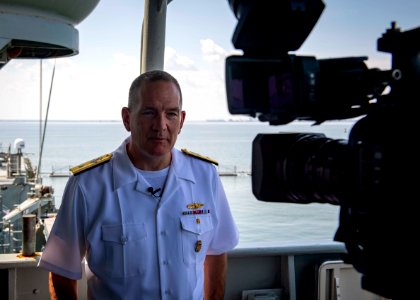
[
  {"left": 139, "top": 81, "right": 181, "bottom": 106},
  {"left": 141, "top": 80, "right": 177, "bottom": 93}
]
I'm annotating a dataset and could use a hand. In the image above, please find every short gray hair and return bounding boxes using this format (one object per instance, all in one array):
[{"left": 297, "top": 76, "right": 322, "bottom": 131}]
[{"left": 128, "top": 70, "right": 183, "bottom": 110}]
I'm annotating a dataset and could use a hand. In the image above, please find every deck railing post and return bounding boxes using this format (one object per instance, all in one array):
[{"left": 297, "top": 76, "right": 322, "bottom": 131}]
[{"left": 22, "top": 214, "right": 36, "bottom": 256}]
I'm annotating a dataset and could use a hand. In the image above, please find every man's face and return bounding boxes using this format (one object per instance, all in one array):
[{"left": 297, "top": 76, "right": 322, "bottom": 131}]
[{"left": 122, "top": 80, "right": 186, "bottom": 169}]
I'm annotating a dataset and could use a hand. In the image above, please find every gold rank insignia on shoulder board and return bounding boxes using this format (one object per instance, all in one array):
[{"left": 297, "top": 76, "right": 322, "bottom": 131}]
[
  {"left": 181, "top": 148, "right": 218, "bottom": 166},
  {"left": 70, "top": 153, "right": 112, "bottom": 175}
]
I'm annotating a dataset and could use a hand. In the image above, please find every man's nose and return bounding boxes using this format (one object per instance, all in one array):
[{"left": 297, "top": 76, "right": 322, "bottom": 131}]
[{"left": 153, "top": 113, "right": 167, "bottom": 131}]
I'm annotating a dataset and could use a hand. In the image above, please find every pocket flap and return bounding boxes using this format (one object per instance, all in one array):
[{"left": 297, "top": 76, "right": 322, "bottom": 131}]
[{"left": 180, "top": 215, "right": 213, "bottom": 234}]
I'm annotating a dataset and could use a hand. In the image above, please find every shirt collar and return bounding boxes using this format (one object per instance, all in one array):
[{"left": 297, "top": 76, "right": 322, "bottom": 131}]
[
  {"left": 171, "top": 147, "right": 195, "bottom": 184},
  {"left": 112, "top": 137, "right": 195, "bottom": 190}
]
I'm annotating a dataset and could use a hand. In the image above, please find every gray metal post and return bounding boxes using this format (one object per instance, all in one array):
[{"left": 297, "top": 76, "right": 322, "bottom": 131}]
[
  {"left": 22, "top": 214, "right": 36, "bottom": 256},
  {"left": 141, "top": 0, "right": 167, "bottom": 73}
]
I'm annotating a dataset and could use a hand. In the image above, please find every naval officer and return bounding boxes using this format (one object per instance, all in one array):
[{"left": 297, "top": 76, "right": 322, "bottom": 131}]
[{"left": 38, "top": 70, "right": 239, "bottom": 300}]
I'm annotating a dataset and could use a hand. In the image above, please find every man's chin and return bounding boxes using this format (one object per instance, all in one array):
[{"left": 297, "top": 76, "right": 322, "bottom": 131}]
[{"left": 148, "top": 146, "right": 170, "bottom": 157}]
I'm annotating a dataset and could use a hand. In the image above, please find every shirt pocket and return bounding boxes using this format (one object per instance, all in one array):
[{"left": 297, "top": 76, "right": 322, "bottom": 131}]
[
  {"left": 101, "top": 223, "right": 147, "bottom": 278},
  {"left": 180, "top": 215, "right": 214, "bottom": 265}
]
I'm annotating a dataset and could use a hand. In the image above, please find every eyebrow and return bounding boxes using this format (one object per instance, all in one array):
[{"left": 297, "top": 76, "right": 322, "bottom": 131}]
[{"left": 142, "top": 106, "right": 180, "bottom": 112}]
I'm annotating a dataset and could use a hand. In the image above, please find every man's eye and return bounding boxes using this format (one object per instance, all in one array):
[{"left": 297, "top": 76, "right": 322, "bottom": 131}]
[
  {"left": 142, "top": 110, "right": 155, "bottom": 116},
  {"left": 166, "top": 111, "right": 179, "bottom": 120}
]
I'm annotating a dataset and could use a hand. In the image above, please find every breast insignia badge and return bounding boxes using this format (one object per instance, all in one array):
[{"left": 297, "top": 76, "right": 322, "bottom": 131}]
[
  {"left": 187, "top": 202, "right": 204, "bottom": 209},
  {"left": 182, "top": 202, "right": 210, "bottom": 215},
  {"left": 181, "top": 148, "right": 219, "bottom": 166},
  {"left": 70, "top": 153, "right": 112, "bottom": 175}
]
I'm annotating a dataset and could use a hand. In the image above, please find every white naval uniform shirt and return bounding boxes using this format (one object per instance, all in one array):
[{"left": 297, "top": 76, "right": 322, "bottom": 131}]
[{"left": 38, "top": 137, "right": 239, "bottom": 300}]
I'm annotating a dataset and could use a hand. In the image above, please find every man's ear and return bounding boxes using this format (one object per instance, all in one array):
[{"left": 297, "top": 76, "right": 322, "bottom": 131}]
[
  {"left": 121, "top": 107, "right": 131, "bottom": 131},
  {"left": 179, "top": 110, "right": 186, "bottom": 133}
]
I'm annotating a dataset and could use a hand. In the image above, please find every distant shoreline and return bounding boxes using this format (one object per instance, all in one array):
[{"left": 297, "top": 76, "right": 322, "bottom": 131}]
[
  {"left": 0, "top": 118, "right": 361, "bottom": 124},
  {"left": 0, "top": 119, "right": 256, "bottom": 122}
]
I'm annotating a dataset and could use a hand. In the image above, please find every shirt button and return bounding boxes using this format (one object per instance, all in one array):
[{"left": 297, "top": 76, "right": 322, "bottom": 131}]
[
  {"left": 160, "top": 230, "right": 167, "bottom": 236},
  {"left": 163, "top": 260, "right": 168, "bottom": 265},
  {"left": 165, "top": 289, "right": 171, "bottom": 295},
  {"left": 120, "top": 236, "right": 127, "bottom": 244}
]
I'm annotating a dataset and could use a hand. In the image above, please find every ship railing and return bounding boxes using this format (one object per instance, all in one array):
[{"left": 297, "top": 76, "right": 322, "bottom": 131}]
[{"left": 217, "top": 165, "right": 251, "bottom": 176}]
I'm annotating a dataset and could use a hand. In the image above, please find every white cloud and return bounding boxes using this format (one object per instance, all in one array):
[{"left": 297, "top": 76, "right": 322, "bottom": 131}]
[
  {"left": 113, "top": 53, "right": 138, "bottom": 68},
  {"left": 165, "top": 47, "right": 196, "bottom": 71},
  {"left": 0, "top": 41, "right": 240, "bottom": 121},
  {"left": 365, "top": 56, "right": 391, "bottom": 70},
  {"left": 0, "top": 60, "right": 41, "bottom": 120},
  {"left": 47, "top": 53, "right": 140, "bottom": 120},
  {"left": 200, "top": 39, "right": 227, "bottom": 63},
  {"left": 0, "top": 52, "right": 141, "bottom": 121},
  {"left": 172, "top": 69, "right": 231, "bottom": 121},
  {"left": 165, "top": 40, "right": 238, "bottom": 121}
]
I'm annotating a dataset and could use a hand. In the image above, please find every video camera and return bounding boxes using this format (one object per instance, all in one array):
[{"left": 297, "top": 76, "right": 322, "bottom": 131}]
[{"left": 226, "top": 0, "right": 419, "bottom": 298}]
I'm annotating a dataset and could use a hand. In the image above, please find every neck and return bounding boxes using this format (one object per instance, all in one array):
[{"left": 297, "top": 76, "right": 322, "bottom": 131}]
[{"left": 126, "top": 143, "right": 171, "bottom": 171}]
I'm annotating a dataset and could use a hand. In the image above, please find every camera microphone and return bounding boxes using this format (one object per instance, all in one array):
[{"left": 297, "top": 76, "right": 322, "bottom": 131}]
[{"left": 147, "top": 187, "right": 161, "bottom": 197}]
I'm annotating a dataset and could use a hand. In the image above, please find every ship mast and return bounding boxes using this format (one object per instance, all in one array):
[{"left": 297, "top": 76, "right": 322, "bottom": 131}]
[{"left": 141, "top": 0, "right": 171, "bottom": 73}]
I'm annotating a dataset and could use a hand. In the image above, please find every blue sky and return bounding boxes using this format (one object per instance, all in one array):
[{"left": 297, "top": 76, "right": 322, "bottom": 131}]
[{"left": 0, "top": 0, "right": 419, "bottom": 121}]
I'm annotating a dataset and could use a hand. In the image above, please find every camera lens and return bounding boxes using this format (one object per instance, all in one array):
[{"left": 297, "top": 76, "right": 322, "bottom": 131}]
[
  {"left": 283, "top": 133, "right": 350, "bottom": 204},
  {"left": 252, "top": 132, "right": 352, "bottom": 204}
]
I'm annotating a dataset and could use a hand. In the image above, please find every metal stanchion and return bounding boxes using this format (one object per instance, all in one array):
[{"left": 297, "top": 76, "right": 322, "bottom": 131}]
[{"left": 22, "top": 214, "right": 36, "bottom": 256}]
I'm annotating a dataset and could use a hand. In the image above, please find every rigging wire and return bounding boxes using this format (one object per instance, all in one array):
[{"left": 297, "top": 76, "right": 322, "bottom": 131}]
[
  {"left": 36, "top": 59, "right": 56, "bottom": 182},
  {"left": 39, "top": 60, "right": 42, "bottom": 161}
]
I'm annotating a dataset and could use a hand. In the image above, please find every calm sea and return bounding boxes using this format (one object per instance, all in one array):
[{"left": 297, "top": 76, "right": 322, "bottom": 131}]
[{"left": 0, "top": 120, "right": 357, "bottom": 247}]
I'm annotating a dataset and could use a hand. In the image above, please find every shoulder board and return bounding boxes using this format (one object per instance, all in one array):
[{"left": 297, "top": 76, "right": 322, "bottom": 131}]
[
  {"left": 70, "top": 153, "right": 113, "bottom": 175},
  {"left": 181, "top": 148, "right": 218, "bottom": 166}
]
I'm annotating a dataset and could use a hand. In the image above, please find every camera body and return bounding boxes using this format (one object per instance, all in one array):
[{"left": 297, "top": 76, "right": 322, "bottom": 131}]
[{"left": 226, "top": 0, "right": 419, "bottom": 298}]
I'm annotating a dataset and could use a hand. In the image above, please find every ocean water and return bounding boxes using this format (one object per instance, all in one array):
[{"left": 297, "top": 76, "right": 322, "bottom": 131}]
[{"left": 0, "top": 119, "right": 357, "bottom": 247}]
